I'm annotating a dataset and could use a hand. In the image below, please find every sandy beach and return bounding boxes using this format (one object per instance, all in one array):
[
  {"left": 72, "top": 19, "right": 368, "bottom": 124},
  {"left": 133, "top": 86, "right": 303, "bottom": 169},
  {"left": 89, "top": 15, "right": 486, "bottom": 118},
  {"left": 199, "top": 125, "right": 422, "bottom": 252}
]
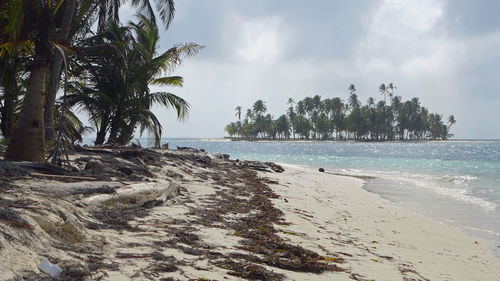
[{"left": 1, "top": 148, "right": 499, "bottom": 280}]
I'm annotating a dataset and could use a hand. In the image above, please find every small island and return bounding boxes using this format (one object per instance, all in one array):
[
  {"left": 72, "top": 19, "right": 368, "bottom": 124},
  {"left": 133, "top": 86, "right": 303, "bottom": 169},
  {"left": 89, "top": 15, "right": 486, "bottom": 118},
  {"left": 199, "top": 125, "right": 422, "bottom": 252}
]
[{"left": 226, "top": 84, "right": 456, "bottom": 141}]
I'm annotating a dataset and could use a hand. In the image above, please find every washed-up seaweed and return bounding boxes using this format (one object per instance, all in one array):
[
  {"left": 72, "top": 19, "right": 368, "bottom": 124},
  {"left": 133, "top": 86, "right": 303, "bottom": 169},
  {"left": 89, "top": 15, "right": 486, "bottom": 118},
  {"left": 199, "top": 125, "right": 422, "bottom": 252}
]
[{"left": 188, "top": 166, "right": 345, "bottom": 279}]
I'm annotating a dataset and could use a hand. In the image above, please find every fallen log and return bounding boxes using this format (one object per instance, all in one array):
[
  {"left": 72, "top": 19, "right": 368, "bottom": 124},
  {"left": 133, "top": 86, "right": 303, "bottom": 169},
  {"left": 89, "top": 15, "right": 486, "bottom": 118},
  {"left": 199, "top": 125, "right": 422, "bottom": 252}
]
[
  {"left": 30, "top": 173, "right": 98, "bottom": 181},
  {"left": 1, "top": 161, "right": 68, "bottom": 174},
  {"left": 79, "top": 182, "right": 179, "bottom": 209},
  {"left": 73, "top": 145, "right": 114, "bottom": 155}
]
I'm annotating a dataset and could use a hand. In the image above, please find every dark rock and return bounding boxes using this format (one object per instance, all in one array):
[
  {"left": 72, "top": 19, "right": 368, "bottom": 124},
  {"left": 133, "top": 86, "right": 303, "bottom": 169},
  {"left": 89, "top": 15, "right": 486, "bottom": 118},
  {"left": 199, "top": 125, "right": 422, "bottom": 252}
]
[
  {"left": 222, "top": 154, "right": 230, "bottom": 160},
  {"left": 265, "top": 162, "right": 285, "bottom": 173},
  {"left": 212, "top": 152, "right": 223, "bottom": 159},
  {"left": 85, "top": 159, "right": 103, "bottom": 171},
  {"left": 197, "top": 156, "right": 212, "bottom": 164},
  {"left": 176, "top": 146, "right": 203, "bottom": 153},
  {"left": 118, "top": 166, "right": 133, "bottom": 175},
  {"left": 319, "top": 168, "right": 325, "bottom": 172}
]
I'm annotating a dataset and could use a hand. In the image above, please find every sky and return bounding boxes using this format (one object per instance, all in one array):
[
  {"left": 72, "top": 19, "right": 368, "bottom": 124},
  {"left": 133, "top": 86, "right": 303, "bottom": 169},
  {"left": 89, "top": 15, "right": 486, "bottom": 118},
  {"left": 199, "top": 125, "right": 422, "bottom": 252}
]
[{"left": 121, "top": 0, "right": 500, "bottom": 139}]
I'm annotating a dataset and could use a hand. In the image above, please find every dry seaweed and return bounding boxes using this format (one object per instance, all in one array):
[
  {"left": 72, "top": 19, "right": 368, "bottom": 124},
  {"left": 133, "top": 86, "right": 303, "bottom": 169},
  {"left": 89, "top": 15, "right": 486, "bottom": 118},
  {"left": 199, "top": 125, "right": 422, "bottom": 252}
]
[{"left": 187, "top": 165, "right": 345, "bottom": 279}]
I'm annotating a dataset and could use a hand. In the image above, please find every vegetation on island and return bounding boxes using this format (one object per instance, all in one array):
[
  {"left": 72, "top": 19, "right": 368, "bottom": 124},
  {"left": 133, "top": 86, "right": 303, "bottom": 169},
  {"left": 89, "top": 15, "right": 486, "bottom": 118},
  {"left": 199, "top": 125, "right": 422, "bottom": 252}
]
[
  {"left": 0, "top": 0, "right": 202, "bottom": 163},
  {"left": 226, "top": 84, "right": 456, "bottom": 141}
]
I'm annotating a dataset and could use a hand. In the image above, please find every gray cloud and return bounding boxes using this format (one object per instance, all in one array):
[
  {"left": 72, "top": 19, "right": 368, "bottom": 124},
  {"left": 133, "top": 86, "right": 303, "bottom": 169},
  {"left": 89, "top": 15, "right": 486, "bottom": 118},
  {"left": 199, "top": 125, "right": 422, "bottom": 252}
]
[{"left": 121, "top": 0, "right": 500, "bottom": 139}]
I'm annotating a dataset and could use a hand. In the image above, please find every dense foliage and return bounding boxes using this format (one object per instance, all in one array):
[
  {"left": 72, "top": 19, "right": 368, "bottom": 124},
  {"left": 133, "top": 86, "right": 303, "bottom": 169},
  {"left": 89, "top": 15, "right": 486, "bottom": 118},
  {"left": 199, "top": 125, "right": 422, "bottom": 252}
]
[
  {"left": 226, "top": 84, "right": 456, "bottom": 141},
  {"left": 0, "top": 0, "right": 200, "bottom": 162}
]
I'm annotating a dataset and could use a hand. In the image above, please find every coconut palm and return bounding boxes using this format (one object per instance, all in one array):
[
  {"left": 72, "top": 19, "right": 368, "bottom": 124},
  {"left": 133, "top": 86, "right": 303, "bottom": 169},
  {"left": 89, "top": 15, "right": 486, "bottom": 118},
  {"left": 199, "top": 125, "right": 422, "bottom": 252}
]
[
  {"left": 252, "top": 99, "right": 267, "bottom": 116},
  {"left": 69, "top": 17, "right": 202, "bottom": 147},
  {"left": 447, "top": 115, "right": 456, "bottom": 129},
  {"left": 387, "top": 82, "right": 396, "bottom": 99},
  {"left": 234, "top": 106, "right": 242, "bottom": 120},
  {"left": 45, "top": 0, "right": 176, "bottom": 143},
  {"left": 348, "top": 84, "right": 356, "bottom": 95},
  {"left": 97, "top": 0, "right": 176, "bottom": 32},
  {"left": 379, "top": 83, "right": 388, "bottom": 105},
  {"left": 0, "top": 54, "right": 23, "bottom": 138},
  {"left": 1, "top": 0, "right": 69, "bottom": 161},
  {"left": 245, "top": 109, "right": 254, "bottom": 121}
]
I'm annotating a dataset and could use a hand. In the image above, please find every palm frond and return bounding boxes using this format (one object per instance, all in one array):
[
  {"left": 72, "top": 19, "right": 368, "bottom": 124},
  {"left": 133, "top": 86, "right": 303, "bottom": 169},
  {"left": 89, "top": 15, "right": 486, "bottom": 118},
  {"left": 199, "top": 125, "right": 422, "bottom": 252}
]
[
  {"left": 2, "top": 0, "right": 24, "bottom": 40},
  {"left": 149, "top": 91, "right": 190, "bottom": 120},
  {"left": 151, "top": 76, "right": 183, "bottom": 87}
]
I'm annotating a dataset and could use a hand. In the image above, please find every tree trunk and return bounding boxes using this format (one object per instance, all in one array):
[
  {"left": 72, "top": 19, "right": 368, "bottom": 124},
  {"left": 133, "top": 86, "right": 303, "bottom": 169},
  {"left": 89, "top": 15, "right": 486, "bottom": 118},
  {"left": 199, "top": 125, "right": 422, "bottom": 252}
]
[
  {"left": 95, "top": 127, "right": 107, "bottom": 145},
  {"left": 5, "top": 62, "right": 48, "bottom": 162},
  {"left": 0, "top": 72, "right": 18, "bottom": 138},
  {"left": 44, "top": 0, "right": 76, "bottom": 142},
  {"left": 95, "top": 114, "right": 110, "bottom": 145},
  {"left": 107, "top": 116, "right": 121, "bottom": 144},
  {"left": 117, "top": 121, "right": 135, "bottom": 145}
]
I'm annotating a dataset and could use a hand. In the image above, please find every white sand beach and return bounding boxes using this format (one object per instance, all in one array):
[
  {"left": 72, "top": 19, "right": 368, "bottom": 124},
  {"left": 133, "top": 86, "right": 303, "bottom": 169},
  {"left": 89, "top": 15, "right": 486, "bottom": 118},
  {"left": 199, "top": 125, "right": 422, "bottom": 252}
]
[
  {"left": 1, "top": 150, "right": 499, "bottom": 280},
  {"left": 266, "top": 164, "right": 500, "bottom": 280}
]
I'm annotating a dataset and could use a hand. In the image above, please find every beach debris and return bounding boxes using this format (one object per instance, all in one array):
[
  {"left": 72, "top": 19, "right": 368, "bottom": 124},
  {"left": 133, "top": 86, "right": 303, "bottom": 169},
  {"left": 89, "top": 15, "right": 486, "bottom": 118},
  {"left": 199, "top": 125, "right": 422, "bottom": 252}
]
[
  {"left": 118, "top": 166, "right": 133, "bottom": 175},
  {"left": 161, "top": 143, "right": 169, "bottom": 149},
  {"left": 84, "top": 159, "right": 103, "bottom": 171},
  {"left": 70, "top": 163, "right": 81, "bottom": 172},
  {"left": 0, "top": 207, "right": 33, "bottom": 229},
  {"left": 319, "top": 168, "right": 325, "bottom": 172},
  {"left": 188, "top": 167, "right": 344, "bottom": 278},
  {"left": 211, "top": 152, "right": 224, "bottom": 159},
  {"left": 38, "top": 257, "right": 62, "bottom": 278},
  {"left": 30, "top": 172, "right": 97, "bottom": 181},
  {"left": 1, "top": 160, "right": 66, "bottom": 177},
  {"left": 176, "top": 146, "right": 205, "bottom": 153}
]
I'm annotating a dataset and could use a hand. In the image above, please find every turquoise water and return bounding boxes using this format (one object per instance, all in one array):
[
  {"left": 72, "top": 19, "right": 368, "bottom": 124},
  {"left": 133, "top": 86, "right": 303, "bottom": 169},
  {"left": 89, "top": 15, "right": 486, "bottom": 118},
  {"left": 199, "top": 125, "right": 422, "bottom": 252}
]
[
  {"left": 156, "top": 138, "right": 500, "bottom": 256},
  {"left": 82, "top": 138, "right": 500, "bottom": 255}
]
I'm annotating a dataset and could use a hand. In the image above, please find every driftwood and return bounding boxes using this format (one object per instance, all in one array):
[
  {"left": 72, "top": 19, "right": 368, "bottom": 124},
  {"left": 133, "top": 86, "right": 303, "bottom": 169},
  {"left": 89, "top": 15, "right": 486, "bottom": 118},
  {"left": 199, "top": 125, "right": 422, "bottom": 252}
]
[
  {"left": 79, "top": 182, "right": 179, "bottom": 209},
  {"left": 74, "top": 145, "right": 114, "bottom": 155},
  {"left": 1, "top": 161, "right": 68, "bottom": 174},
  {"left": 27, "top": 181, "right": 124, "bottom": 197},
  {"left": 30, "top": 173, "right": 98, "bottom": 181}
]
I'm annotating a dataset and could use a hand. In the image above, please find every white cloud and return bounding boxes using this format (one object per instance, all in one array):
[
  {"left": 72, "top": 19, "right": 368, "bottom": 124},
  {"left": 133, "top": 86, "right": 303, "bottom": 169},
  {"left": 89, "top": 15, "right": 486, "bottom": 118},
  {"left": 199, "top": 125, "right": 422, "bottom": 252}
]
[
  {"left": 223, "top": 14, "right": 294, "bottom": 63},
  {"left": 144, "top": 1, "right": 500, "bottom": 139}
]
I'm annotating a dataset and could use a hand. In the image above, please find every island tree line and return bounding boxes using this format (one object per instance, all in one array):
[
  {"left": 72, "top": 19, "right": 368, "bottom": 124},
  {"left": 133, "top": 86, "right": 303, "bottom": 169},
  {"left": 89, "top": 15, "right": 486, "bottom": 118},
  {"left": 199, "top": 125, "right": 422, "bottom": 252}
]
[{"left": 225, "top": 84, "right": 456, "bottom": 141}]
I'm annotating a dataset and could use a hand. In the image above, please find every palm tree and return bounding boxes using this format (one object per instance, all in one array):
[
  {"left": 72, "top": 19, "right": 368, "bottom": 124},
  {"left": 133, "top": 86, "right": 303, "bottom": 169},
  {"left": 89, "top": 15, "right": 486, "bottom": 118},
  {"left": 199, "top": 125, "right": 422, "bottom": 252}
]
[
  {"left": 379, "top": 83, "right": 388, "bottom": 105},
  {"left": 44, "top": 0, "right": 77, "bottom": 143},
  {"left": 367, "top": 97, "right": 375, "bottom": 108},
  {"left": 97, "top": 0, "right": 176, "bottom": 32},
  {"left": 0, "top": 54, "right": 22, "bottom": 138},
  {"left": 245, "top": 108, "right": 254, "bottom": 121},
  {"left": 234, "top": 106, "right": 242, "bottom": 120},
  {"left": 447, "top": 115, "right": 456, "bottom": 129},
  {"left": 348, "top": 84, "right": 356, "bottom": 95},
  {"left": 69, "top": 17, "right": 202, "bottom": 146},
  {"left": 44, "top": 0, "right": 176, "bottom": 143},
  {"left": 252, "top": 99, "right": 267, "bottom": 116},
  {"left": 1, "top": 0, "right": 67, "bottom": 162},
  {"left": 387, "top": 82, "right": 396, "bottom": 99}
]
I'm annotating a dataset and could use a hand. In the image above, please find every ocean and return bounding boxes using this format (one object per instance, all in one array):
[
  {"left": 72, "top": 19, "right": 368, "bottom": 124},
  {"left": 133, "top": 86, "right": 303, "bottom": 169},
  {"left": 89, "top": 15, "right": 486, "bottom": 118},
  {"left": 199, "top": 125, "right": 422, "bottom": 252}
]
[{"left": 152, "top": 138, "right": 500, "bottom": 256}]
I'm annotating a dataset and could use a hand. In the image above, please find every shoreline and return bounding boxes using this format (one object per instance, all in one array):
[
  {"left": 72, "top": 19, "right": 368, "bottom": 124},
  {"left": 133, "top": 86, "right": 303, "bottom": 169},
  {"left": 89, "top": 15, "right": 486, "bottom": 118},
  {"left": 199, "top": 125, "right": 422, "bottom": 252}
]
[
  {"left": 274, "top": 161, "right": 500, "bottom": 260},
  {"left": 269, "top": 164, "right": 500, "bottom": 280},
  {"left": 1, "top": 147, "right": 499, "bottom": 280},
  {"left": 216, "top": 137, "right": 475, "bottom": 143}
]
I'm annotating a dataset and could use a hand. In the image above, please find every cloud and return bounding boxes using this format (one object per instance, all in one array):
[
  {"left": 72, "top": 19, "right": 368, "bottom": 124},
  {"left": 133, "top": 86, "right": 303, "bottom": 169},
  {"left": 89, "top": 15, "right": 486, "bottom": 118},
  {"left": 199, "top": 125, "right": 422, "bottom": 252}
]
[
  {"left": 223, "top": 14, "right": 293, "bottom": 63},
  {"left": 96, "top": 1, "right": 500, "bottom": 140}
]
